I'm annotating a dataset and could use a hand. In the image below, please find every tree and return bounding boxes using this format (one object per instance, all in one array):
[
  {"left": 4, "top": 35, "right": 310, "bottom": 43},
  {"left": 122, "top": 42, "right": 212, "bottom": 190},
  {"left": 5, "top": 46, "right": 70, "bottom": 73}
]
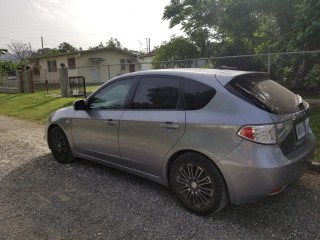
[
  {"left": 58, "top": 42, "right": 77, "bottom": 53},
  {"left": 152, "top": 37, "right": 199, "bottom": 68},
  {"left": 7, "top": 41, "right": 31, "bottom": 62},
  {"left": 36, "top": 48, "right": 60, "bottom": 56},
  {"left": 0, "top": 49, "right": 7, "bottom": 55},
  {"left": 106, "top": 37, "right": 122, "bottom": 49},
  {"left": 289, "top": 0, "right": 320, "bottom": 51},
  {"left": 89, "top": 38, "right": 123, "bottom": 50},
  {"left": 163, "top": 0, "right": 320, "bottom": 55},
  {"left": 163, "top": 0, "right": 220, "bottom": 56}
]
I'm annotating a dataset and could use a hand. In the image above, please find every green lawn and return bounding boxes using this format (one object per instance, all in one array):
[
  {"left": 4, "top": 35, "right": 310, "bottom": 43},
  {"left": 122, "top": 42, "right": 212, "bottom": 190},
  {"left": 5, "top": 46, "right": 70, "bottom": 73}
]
[
  {"left": 0, "top": 92, "right": 80, "bottom": 124},
  {"left": 0, "top": 91, "right": 319, "bottom": 162}
]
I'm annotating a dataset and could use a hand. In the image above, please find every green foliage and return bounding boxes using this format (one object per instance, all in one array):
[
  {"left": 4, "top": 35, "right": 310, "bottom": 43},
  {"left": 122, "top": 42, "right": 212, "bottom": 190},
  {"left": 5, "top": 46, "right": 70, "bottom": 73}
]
[
  {"left": 0, "top": 49, "right": 8, "bottom": 55},
  {"left": 163, "top": 0, "right": 320, "bottom": 56},
  {"left": 58, "top": 42, "right": 77, "bottom": 53},
  {"left": 36, "top": 48, "right": 60, "bottom": 56},
  {"left": 310, "top": 111, "right": 320, "bottom": 163},
  {"left": 89, "top": 38, "right": 123, "bottom": 50},
  {"left": 0, "top": 61, "right": 25, "bottom": 85},
  {"left": 106, "top": 37, "right": 122, "bottom": 49},
  {"left": 289, "top": 0, "right": 320, "bottom": 51},
  {"left": 152, "top": 37, "right": 199, "bottom": 69},
  {"left": 304, "top": 64, "right": 320, "bottom": 90}
]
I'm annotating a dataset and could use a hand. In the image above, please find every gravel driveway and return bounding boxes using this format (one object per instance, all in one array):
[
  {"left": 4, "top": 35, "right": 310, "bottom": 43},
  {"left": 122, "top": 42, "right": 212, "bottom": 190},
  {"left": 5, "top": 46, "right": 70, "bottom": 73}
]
[{"left": 0, "top": 114, "right": 319, "bottom": 240}]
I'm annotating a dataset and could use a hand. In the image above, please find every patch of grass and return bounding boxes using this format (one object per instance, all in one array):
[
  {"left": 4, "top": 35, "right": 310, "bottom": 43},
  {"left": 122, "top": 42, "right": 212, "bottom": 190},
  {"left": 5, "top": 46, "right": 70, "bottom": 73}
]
[
  {"left": 310, "top": 111, "right": 320, "bottom": 163},
  {"left": 0, "top": 92, "right": 80, "bottom": 124}
]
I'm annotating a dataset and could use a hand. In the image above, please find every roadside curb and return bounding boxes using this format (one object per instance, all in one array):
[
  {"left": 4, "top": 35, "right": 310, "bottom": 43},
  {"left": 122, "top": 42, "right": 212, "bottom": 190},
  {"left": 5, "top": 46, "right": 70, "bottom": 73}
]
[{"left": 309, "top": 161, "right": 320, "bottom": 173}]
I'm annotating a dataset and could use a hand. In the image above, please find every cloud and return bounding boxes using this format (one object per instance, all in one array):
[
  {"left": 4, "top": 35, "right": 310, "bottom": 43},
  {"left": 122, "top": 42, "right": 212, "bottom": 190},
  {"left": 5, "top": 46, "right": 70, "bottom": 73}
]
[{"left": 31, "top": 1, "right": 55, "bottom": 20}]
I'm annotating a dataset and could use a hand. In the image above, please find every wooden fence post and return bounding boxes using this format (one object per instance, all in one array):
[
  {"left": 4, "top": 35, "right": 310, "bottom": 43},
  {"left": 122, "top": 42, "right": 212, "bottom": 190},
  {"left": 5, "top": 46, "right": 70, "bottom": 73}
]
[
  {"left": 16, "top": 70, "right": 24, "bottom": 93},
  {"left": 25, "top": 68, "right": 34, "bottom": 93},
  {"left": 59, "top": 64, "right": 69, "bottom": 97}
]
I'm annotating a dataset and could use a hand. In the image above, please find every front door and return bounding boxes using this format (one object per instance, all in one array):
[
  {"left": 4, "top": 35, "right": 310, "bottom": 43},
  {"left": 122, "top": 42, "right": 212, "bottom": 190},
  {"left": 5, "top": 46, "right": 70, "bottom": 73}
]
[{"left": 72, "top": 78, "right": 135, "bottom": 160}]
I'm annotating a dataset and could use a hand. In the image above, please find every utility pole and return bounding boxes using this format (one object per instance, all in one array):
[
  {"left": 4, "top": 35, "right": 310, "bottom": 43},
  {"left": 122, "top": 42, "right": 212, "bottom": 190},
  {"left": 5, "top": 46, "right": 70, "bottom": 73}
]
[
  {"left": 28, "top": 42, "right": 32, "bottom": 51},
  {"left": 41, "top": 36, "right": 44, "bottom": 55},
  {"left": 145, "top": 38, "right": 150, "bottom": 53}
]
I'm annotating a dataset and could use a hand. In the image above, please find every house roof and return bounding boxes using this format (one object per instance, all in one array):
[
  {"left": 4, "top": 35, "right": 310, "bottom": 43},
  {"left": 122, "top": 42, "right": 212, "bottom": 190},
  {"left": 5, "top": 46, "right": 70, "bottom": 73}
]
[
  {"left": 28, "top": 47, "right": 137, "bottom": 60},
  {"left": 143, "top": 49, "right": 156, "bottom": 57},
  {"left": 0, "top": 53, "right": 19, "bottom": 62}
]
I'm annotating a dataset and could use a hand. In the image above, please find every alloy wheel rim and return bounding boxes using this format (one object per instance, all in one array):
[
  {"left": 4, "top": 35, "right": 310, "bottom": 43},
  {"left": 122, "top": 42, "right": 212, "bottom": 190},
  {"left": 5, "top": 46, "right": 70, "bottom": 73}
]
[
  {"left": 176, "top": 164, "right": 213, "bottom": 207},
  {"left": 51, "top": 133, "right": 67, "bottom": 158}
]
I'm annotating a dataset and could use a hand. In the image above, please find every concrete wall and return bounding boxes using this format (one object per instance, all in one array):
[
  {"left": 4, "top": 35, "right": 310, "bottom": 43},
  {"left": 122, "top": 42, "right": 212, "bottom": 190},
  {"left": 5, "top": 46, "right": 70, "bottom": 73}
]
[
  {"left": 140, "top": 56, "right": 154, "bottom": 71},
  {"left": 76, "top": 50, "right": 135, "bottom": 82}
]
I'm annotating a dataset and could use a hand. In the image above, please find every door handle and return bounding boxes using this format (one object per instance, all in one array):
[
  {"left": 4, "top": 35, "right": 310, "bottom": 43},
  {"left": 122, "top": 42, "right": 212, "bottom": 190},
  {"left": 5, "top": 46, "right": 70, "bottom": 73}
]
[
  {"left": 105, "top": 119, "right": 118, "bottom": 126},
  {"left": 160, "top": 121, "right": 179, "bottom": 129}
]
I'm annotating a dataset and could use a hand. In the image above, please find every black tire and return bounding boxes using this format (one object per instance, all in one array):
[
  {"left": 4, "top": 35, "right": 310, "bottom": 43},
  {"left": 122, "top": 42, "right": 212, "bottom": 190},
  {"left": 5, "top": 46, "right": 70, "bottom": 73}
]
[
  {"left": 48, "top": 126, "right": 75, "bottom": 164},
  {"left": 170, "top": 152, "right": 229, "bottom": 215}
]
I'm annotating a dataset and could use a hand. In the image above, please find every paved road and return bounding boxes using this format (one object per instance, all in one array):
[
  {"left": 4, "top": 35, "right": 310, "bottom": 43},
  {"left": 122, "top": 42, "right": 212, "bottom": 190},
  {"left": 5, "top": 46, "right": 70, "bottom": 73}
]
[{"left": 0, "top": 115, "right": 319, "bottom": 240}]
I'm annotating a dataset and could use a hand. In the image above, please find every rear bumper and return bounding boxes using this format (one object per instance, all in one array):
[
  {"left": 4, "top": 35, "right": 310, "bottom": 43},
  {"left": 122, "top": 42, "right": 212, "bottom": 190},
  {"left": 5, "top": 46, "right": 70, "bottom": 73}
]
[{"left": 219, "top": 133, "right": 316, "bottom": 204}]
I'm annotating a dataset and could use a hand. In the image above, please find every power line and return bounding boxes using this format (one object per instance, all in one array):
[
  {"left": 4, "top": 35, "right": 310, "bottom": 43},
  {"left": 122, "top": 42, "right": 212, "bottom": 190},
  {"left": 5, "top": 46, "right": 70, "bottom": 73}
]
[{"left": 0, "top": 24, "right": 107, "bottom": 37}]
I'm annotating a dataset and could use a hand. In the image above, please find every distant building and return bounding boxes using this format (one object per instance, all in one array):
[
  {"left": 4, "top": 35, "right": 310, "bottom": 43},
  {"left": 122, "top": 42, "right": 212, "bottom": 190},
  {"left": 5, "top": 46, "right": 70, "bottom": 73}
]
[
  {"left": 139, "top": 49, "right": 156, "bottom": 71},
  {"left": 28, "top": 47, "right": 140, "bottom": 83}
]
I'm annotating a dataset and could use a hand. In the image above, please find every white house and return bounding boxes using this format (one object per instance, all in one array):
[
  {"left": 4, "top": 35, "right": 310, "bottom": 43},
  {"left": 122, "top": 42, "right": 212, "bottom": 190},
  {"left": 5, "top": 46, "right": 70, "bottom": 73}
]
[{"left": 28, "top": 47, "right": 140, "bottom": 83}]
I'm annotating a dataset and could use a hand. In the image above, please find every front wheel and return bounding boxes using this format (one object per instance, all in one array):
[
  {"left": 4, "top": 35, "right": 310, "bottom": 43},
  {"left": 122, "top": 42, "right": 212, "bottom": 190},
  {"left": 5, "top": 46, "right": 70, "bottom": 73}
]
[
  {"left": 48, "top": 126, "right": 75, "bottom": 164},
  {"left": 170, "top": 152, "right": 229, "bottom": 215}
]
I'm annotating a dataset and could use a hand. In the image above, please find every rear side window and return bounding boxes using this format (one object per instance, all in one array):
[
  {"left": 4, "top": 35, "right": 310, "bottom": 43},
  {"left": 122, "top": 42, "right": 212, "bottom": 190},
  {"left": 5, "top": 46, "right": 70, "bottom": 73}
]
[
  {"left": 225, "top": 73, "right": 303, "bottom": 114},
  {"left": 182, "top": 78, "right": 216, "bottom": 110},
  {"left": 132, "top": 76, "right": 180, "bottom": 110}
]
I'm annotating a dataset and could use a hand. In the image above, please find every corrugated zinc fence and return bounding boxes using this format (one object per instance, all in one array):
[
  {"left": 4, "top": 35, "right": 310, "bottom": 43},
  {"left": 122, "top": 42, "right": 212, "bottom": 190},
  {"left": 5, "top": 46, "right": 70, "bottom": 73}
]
[{"left": 1, "top": 50, "right": 320, "bottom": 99}]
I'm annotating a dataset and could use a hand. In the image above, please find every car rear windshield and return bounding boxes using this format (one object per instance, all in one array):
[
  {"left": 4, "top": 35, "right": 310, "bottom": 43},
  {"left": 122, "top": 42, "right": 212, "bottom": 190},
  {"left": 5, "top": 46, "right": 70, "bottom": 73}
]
[{"left": 225, "top": 73, "right": 305, "bottom": 115}]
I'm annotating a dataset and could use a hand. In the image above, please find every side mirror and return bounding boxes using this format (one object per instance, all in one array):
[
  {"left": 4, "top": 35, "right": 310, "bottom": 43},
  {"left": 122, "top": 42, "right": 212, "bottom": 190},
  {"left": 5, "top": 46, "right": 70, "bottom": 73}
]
[{"left": 73, "top": 100, "right": 88, "bottom": 110}]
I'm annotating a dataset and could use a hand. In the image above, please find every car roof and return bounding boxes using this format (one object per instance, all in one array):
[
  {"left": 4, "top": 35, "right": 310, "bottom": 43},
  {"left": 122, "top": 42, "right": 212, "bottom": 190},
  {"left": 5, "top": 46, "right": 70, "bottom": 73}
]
[{"left": 115, "top": 68, "right": 262, "bottom": 86}]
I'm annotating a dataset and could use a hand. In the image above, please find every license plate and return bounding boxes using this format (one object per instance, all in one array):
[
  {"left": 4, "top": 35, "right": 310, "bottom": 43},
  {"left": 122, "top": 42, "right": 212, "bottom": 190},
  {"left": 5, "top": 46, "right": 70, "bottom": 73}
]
[{"left": 295, "top": 121, "right": 306, "bottom": 140}]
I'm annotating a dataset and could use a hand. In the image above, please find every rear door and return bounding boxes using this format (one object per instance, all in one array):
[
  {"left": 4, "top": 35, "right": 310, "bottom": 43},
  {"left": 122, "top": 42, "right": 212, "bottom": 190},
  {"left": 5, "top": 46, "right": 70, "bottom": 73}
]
[{"left": 119, "top": 75, "right": 186, "bottom": 176}]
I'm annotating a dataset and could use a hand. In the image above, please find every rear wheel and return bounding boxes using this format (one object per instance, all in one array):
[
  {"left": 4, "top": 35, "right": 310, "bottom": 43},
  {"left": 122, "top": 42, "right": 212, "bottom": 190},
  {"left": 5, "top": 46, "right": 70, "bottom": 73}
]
[
  {"left": 170, "top": 152, "right": 229, "bottom": 215},
  {"left": 48, "top": 126, "right": 75, "bottom": 164}
]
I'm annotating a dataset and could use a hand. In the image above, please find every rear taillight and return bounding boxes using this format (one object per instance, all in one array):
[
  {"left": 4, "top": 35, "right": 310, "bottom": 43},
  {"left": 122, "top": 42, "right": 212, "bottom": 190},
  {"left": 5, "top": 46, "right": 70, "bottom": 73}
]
[{"left": 237, "top": 120, "right": 293, "bottom": 144}]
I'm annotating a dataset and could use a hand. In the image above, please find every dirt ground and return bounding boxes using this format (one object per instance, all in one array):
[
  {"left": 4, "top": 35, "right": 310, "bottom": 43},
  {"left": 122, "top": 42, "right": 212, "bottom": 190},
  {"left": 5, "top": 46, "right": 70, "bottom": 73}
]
[{"left": 0, "top": 114, "right": 319, "bottom": 240}]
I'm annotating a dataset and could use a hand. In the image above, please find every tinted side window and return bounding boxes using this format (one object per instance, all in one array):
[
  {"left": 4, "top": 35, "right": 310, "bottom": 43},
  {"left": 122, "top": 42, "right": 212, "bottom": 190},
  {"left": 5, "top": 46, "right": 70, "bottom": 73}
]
[
  {"left": 90, "top": 78, "right": 134, "bottom": 110},
  {"left": 132, "top": 76, "right": 180, "bottom": 110},
  {"left": 182, "top": 78, "right": 216, "bottom": 110},
  {"left": 225, "top": 73, "right": 302, "bottom": 114}
]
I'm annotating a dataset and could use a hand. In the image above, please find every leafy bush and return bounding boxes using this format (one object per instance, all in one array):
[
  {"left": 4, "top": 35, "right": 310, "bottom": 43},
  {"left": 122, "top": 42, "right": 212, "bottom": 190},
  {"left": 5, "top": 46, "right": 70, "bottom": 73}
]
[{"left": 303, "top": 64, "right": 320, "bottom": 90}]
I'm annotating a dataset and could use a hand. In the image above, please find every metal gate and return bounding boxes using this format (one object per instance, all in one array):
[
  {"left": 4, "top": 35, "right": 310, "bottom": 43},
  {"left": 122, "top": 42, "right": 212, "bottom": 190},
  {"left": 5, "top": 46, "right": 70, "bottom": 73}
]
[{"left": 69, "top": 76, "right": 86, "bottom": 98}]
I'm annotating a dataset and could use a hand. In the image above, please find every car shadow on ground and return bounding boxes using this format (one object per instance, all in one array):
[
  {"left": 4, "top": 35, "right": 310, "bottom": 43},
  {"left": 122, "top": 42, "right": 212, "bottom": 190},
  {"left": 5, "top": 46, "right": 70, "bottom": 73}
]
[{"left": 1, "top": 154, "right": 319, "bottom": 240}]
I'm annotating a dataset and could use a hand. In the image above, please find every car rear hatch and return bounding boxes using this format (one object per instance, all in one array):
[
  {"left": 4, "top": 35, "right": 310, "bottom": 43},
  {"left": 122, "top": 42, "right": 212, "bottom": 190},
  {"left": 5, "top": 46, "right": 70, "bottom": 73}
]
[{"left": 223, "top": 73, "right": 311, "bottom": 155}]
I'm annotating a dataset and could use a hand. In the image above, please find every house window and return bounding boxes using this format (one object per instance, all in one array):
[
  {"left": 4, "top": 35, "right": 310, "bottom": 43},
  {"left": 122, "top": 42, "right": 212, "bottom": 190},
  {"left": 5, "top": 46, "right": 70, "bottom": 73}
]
[
  {"left": 47, "top": 60, "right": 57, "bottom": 72},
  {"left": 68, "top": 57, "right": 76, "bottom": 69},
  {"left": 120, "top": 59, "right": 125, "bottom": 70}
]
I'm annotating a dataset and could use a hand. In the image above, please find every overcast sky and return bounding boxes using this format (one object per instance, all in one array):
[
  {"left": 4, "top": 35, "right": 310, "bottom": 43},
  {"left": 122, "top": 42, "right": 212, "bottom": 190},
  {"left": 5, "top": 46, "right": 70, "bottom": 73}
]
[{"left": 0, "top": 0, "right": 183, "bottom": 52}]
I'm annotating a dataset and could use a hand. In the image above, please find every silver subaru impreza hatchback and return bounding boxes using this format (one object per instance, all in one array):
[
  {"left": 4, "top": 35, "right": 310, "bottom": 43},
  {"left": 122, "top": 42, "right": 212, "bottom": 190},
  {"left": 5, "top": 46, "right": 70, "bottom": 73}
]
[{"left": 46, "top": 69, "right": 316, "bottom": 215}]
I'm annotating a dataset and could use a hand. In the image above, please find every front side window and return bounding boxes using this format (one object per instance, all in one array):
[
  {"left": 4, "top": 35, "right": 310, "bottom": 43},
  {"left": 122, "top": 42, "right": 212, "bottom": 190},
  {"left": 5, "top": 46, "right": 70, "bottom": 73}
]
[
  {"left": 47, "top": 60, "right": 57, "bottom": 72},
  {"left": 132, "top": 76, "right": 180, "bottom": 110},
  {"left": 89, "top": 78, "right": 134, "bottom": 110}
]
